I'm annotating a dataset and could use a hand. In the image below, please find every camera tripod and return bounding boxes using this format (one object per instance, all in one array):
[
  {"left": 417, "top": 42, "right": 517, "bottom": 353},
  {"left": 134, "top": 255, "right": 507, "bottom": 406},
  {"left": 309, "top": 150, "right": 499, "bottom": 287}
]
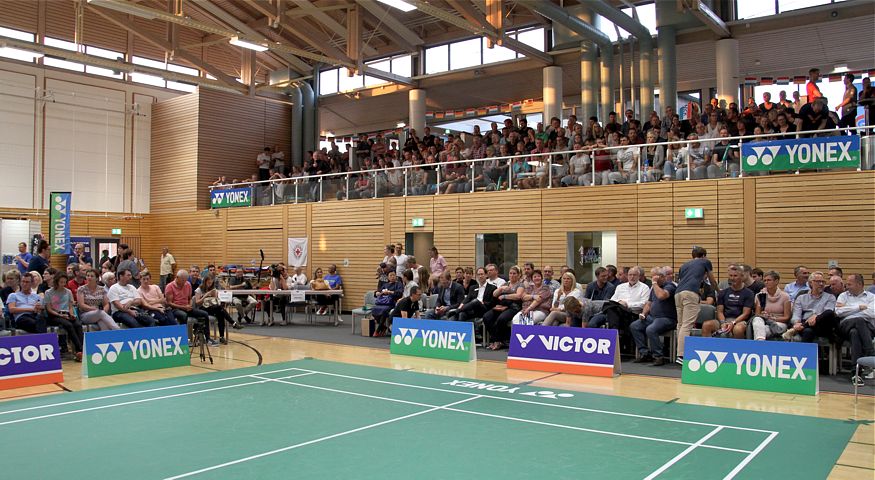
[{"left": 190, "top": 322, "right": 213, "bottom": 364}]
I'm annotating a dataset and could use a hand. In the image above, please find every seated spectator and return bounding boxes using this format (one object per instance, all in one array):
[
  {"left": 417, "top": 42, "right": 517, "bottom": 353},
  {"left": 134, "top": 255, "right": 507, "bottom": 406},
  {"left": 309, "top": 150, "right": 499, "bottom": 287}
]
[
  {"left": 483, "top": 265, "right": 524, "bottom": 350},
  {"left": 674, "top": 134, "right": 710, "bottom": 180},
  {"left": 702, "top": 266, "right": 754, "bottom": 339},
  {"left": 5, "top": 273, "right": 44, "bottom": 333},
  {"left": 447, "top": 267, "right": 498, "bottom": 322},
  {"left": 137, "top": 271, "right": 177, "bottom": 326},
  {"left": 825, "top": 275, "right": 846, "bottom": 297},
  {"left": 749, "top": 271, "right": 791, "bottom": 340},
  {"left": 290, "top": 266, "right": 308, "bottom": 287},
  {"left": 542, "top": 272, "right": 585, "bottom": 327},
  {"left": 512, "top": 269, "right": 552, "bottom": 325},
  {"left": 76, "top": 268, "right": 120, "bottom": 331},
  {"left": 868, "top": 272, "right": 875, "bottom": 295},
  {"left": 607, "top": 136, "right": 639, "bottom": 184},
  {"left": 44, "top": 271, "right": 84, "bottom": 361},
  {"left": 372, "top": 271, "right": 403, "bottom": 337},
  {"left": 108, "top": 269, "right": 155, "bottom": 328},
  {"left": 542, "top": 266, "right": 560, "bottom": 293},
  {"left": 194, "top": 274, "right": 240, "bottom": 345},
  {"left": 390, "top": 285, "right": 422, "bottom": 321},
  {"left": 424, "top": 271, "right": 465, "bottom": 320},
  {"left": 784, "top": 265, "right": 810, "bottom": 301},
  {"left": 402, "top": 269, "right": 418, "bottom": 298},
  {"left": 309, "top": 267, "right": 335, "bottom": 315},
  {"left": 165, "top": 269, "right": 211, "bottom": 330},
  {"left": 835, "top": 274, "right": 875, "bottom": 384},
  {"left": 641, "top": 131, "right": 665, "bottom": 182},
  {"left": 67, "top": 243, "right": 93, "bottom": 266},
  {"left": 0, "top": 270, "right": 20, "bottom": 304},
  {"left": 710, "top": 128, "right": 739, "bottom": 177},
  {"left": 588, "top": 266, "right": 650, "bottom": 331},
  {"left": 561, "top": 142, "right": 592, "bottom": 187},
  {"left": 785, "top": 271, "right": 839, "bottom": 342},
  {"left": 67, "top": 263, "right": 87, "bottom": 298},
  {"left": 457, "top": 267, "right": 477, "bottom": 296},
  {"left": 225, "top": 268, "right": 257, "bottom": 323},
  {"left": 631, "top": 267, "right": 677, "bottom": 366}
]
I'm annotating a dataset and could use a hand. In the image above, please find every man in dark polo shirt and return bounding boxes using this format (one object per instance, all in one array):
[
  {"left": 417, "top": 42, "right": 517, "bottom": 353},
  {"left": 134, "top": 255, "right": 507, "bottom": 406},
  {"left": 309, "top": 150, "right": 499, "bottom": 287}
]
[
  {"left": 703, "top": 266, "right": 754, "bottom": 339},
  {"left": 675, "top": 246, "right": 716, "bottom": 363},
  {"left": 631, "top": 267, "right": 677, "bottom": 366},
  {"left": 390, "top": 286, "right": 422, "bottom": 321}
]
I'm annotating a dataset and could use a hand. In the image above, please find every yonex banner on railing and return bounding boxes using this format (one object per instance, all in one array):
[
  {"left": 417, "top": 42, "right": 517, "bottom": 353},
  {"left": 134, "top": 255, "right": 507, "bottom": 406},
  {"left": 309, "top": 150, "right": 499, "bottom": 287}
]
[
  {"left": 0, "top": 334, "right": 63, "bottom": 390},
  {"left": 390, "top": 317, "right": 476, "bottom": 362},
  {"left": 741, "top": 135, "right": 860, "bottom": 172},
  {"left": 49, "top": 191, "right": 72, "bottom": 255},
  {"left": 210, "top": 187, "right": 252, "bottom": 208},
  {"left": 682, "top": 336, "right": 818, "bottom": 395},
  {"left": 83, "top": 325, "right": 190, "bottom": 378},
  {"left": 507, "top": 325, "right": 620, "bottom": 377}
]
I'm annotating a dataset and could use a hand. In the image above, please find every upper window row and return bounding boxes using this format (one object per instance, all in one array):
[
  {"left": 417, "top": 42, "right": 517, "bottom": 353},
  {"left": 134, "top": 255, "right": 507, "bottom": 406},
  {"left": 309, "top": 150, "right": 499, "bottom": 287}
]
[{"left": 737, "top": 0, "right": 848, "bottom": 20}]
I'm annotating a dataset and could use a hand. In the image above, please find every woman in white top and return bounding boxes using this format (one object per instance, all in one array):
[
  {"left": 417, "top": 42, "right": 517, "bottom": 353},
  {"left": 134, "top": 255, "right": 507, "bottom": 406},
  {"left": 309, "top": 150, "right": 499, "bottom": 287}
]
[
  {"left": 561, "top": 141, "right": 592, "bottom": 187},
  {"left": 542, "top": 272, "right": 584, "bottom": 326}
]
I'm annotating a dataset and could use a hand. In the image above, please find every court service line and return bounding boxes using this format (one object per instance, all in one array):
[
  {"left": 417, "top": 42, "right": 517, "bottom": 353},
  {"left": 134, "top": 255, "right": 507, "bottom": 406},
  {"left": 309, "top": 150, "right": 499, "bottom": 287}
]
[
  {"left": 290, "top": 368, "right": 777, "bottom": 435},
  {"left": 251, "top": 374, "right": 751, "bottom": 454},
  {"left": 162, "top": 395, "right": 484, "bottom": 480},
  {"left": 0, "top": 372, "right": 315, "bottom": 427},
  {"left": 0, "top": 366, "right": 307, "bottom": 417},
  {"left": 643, "top": 426, "right": 725, "bottom": 480},
  {"left": 722, "top": 431, "right": 779, "bottom": 480}
]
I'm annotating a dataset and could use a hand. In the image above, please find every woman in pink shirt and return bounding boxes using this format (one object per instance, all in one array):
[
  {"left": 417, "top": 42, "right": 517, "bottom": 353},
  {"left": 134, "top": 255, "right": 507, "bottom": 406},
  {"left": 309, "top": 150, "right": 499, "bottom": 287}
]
[
  {"left": 429, "top": 247, "right": 447, "bottom": 277},
  {"left": 750, "top": 271, "right": 791, "bottom": 340},
  {"left": 137, "top": 271, "right": 176, "bottom": 326}
]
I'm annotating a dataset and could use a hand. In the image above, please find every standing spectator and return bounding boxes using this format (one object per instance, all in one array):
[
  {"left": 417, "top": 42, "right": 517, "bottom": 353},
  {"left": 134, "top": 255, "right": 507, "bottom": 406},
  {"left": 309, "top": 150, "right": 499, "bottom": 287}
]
[
  {"left": 429, "top": 247, "right": 447, "bottom": 277},
  {"left": 76, "top": 268, "right": 119, "bottom": 331},
  {"left": 98, "top": 249, "right": 110, "bottom": 270},
  {"left": 137, "top": 271, "right": 177, "bottom": 326},
  {"left": 393, "top": 242, "right": 408, "bottom": 277},
  {"left": 14, "top": 241, "right": 32, "bottom": 275},
  {"left": 272, "top": 144, "right": 286, "bottom": 174},
  {"left": 5, "top": 273, "right": 44, "bottom": 333},
  {"left": 159, "top": 247, "right": 176, "bottom": 291},
  {"left": 27, "top": 241, "right": 50, "bottom": 276},
  {"left": 67, "top": 243, "right": 92, "bottom": 266},
  {"left": 835, "top": 73, "right": 859, "bottom": 134},
  {"left": 675, "top": 246, "right": 715, "bottom": 363},
  {"left": 107, "top": 269, "right": 155, "bottom": 328},
  {"left": 257, "top": 147, "right": 272, "bottom": 181},
  {"left": 806, "top": 68, "right": 823, "bottom": 103},
  {"left": 44, "top": 271, "right": 84, "bottom": 362}
]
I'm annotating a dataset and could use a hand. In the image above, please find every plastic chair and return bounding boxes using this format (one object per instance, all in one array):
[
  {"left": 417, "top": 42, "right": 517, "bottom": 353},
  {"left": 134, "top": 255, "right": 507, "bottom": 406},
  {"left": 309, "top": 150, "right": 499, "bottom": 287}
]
[
  {"left": 351, "top": 291, "right": 375, "bottom": 335},
  {"left": 854, "top": 356, "right": 875, "bottom": 402}
]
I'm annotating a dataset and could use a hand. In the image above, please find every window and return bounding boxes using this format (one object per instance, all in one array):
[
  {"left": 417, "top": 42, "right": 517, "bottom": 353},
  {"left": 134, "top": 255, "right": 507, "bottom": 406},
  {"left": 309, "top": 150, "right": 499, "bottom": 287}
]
[
  {"left": 43, "top": 37, "right": 85, "bottom": 71},
  {"left": 482, "top": 40, "right": 516, "bottom": 64},
  {"left": 516, "top": 27, "right": 545, "bottom": 52},
  {"left": 85, "top": 46, "right": 124, "bottom": 79},
  {"left": 319, "top": 68, "right": 339, "bottom": 95},
  {"left": 166, "top": 81, "right": 197, "bottom": 92},
  {"left": 129, "top": 72, "right": 165, "bottom": 88},
  {"left": 131, "top": 56, "right": 166, "bottom": 69},
  {"left": 449, "top": 38, "right": 481, "bottom": 70},
  {"left": 167, "top": 63, "right": 199, "bottom": 76},
  {"left": 475, "top": 233, "right": 518, "bottom": 277},
  {"left": 337, "top": 69, "right": 364, "bottom": 92},
  {"left": 425, "top": 44, "right": 449, "bottom": 74},
  {"left": 0, "top": 27, "right": 39, "bottom": 62},
  {"left": 779, "top": 0, "right": 844, "bottom": 12},
  {"left": 391, "top": 55, "right": 412, "bottom": 77}
]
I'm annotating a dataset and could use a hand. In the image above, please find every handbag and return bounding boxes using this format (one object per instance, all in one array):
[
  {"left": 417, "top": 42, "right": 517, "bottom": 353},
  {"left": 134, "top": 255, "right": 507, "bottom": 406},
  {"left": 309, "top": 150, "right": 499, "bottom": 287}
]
[
  {"left": 202, "top": 294, "right": 220, "bottom": 309},
  {"left": 375, "top": 293, "right": 394, "bottom": 306},
  {"left": 311, "top": 279, "right": 330, "bottom": 291}
]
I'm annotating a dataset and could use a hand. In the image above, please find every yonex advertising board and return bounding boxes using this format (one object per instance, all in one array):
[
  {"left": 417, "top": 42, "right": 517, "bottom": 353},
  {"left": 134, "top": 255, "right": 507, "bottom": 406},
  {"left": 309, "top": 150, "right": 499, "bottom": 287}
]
[
  {"left": 49, "top": 191, "right": 72, "bottom": 255},
  {"left": 0, "top": 334, "right": 63, "bottom": 390},
  {"left": 682, "top": 336, "right": 818, "bottom": 395},
  {"left": 83, "top": 326, "right": 190, "bottom": 378},
  {"left": 390, "top": 318, "right": 476, "bottom": 362},
  {"left": 507, "top": 325, "right": 620, "bottom": 377},
  {"left": 210, "top": 187, "right": 252, "bottom": 208},
  {"left": 741, "top": 135, "right": 860, "bottom": 172}
]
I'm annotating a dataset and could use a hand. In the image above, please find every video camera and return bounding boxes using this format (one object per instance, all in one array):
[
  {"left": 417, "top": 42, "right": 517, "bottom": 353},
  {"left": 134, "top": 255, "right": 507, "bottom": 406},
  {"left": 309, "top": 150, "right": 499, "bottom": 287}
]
[{"left": 269, "top": 264, "right": 283, "bottom": 279}]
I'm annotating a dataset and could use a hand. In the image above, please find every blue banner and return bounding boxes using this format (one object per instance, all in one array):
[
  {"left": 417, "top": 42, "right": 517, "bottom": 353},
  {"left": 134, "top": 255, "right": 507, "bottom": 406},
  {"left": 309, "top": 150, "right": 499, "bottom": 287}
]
[
  {"left": 507, "top": 325, "right": 620, "bottom": 377},
  {"left": 390, "top": 318, "right": 476, "bottom": 362},
  {"left": 0, "top": 334, "right": 63, "bottom": 390},
  {"left": 49, "top": 192, "right": 71, "bottom": 255},
  {"left": 741, "top": 135, "right": 860, "bottom": 172},
  {"left": 682, "top": 336, "right": 818, "bottom": 395},
  {"left": 210, "top": 187, "right": 253, "bottom": 208},
  {"left": 83, "top": 325, "right": 190, "bottom": 378}
]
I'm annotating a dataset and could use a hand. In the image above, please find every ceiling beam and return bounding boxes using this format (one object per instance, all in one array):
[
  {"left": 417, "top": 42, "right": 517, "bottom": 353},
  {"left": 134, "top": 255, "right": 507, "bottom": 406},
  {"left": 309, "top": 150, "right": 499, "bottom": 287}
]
[
  {"left": 87, "top": 5, "right": 244, "bottom": 89},
  {"left": 359, "top": 8, "right": 417, "bottom": 53},
  {"left": 445, "top": 0, "right": 489, "bottom": 28},
  {"left": 360, "top": 65, "right": 415, "bottom": 86},
  {"left": 682, "top": 0, "right": 731, "bottom": 38},
  {"left": 288, "top": 0, "right": 378, "bottom": 56},
  {"left": 355, "top": 0, "right": 424, "bottom": 48}
]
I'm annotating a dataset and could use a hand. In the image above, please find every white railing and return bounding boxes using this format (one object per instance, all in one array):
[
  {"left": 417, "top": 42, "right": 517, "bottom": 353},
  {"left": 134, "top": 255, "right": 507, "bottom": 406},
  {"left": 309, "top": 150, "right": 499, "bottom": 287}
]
[{"left": 209, "top": 126, "right": 874, "bottom": 206}]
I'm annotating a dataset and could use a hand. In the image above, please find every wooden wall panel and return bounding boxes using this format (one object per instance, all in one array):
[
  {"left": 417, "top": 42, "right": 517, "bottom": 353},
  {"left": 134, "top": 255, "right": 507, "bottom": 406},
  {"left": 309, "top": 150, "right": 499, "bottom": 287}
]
[
  {"left": 45, "top": 0, "right": 74, "bottom": 41},
  {"left": 150, "top": 92, "right": 199, "bottom": 213},
  {"left": 637, "top": 182, "right": 674, "bottom": 270},
  {"left": 458, "top": 190, "right": 543, "bottom": 269},
  {"left": 287, "top": 204, "right": 308, "bottom": 238},
  {"left": 404, "top": 196, "right": 434, "bottom": 233},
  {"left": 226, "top": 229, "right": 282, "bottom": 266},
  {"left": 672, "top": 181, "right": 719, "bottom": 277},
  {"left": 0, "top": 0, "right": 39, "bottom": 31},
  {"left": 433, "top": 195, "right": 460, "bottom": 270},
  {"left": 387, "top": 198, "right": 406, "bottom": 244},
  {"left": 226, "top": 206, "right": 283, "bottom": 231},
  {"left": 311, "top": 199, "right": 383, "bottom": 228},
  {"left": 717, "top": 180, "right": 745, "bottom": 272},
  {"left": 310, "top": 226, "right": 385, "bottom": 308}
]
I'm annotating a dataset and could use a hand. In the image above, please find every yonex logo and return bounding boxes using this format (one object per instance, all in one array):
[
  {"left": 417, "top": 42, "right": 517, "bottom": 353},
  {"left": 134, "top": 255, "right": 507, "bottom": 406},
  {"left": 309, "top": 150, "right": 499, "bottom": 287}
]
[
  {"left": 393, "top": 328, "right": 419, "bottom": 346},
  {"left": 745, "top": 146, "right": 781, "bottom": 167},
  {"left": 686, "top": 350, "right": 729, "bottom": 373},
  {"left": 91, "top": 342, "right": 124, "bottom": 364}
]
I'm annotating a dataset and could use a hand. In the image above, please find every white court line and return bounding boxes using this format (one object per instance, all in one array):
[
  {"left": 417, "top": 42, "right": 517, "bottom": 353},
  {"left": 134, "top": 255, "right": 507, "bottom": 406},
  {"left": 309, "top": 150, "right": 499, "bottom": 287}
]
[
  {"left": 0, "top": 372, "right": 314, "bottom": 427},
  {"left": 162, "top": 395, "right": 483, "bottom": 480},
  {"left": 251, "top": 374, "right": 750, "bottom": 454},
  {"left": 289, "top": 367, "right": 777, "bottom": 434},
  {"left": 0, "top": 366, "right": 306, "bottom": 417},
  {"left": 722, "top": 431, "right": 779, "bottom": 480},
  {"left": 643, "top": 426, "right": 725, "bottom": 480}
]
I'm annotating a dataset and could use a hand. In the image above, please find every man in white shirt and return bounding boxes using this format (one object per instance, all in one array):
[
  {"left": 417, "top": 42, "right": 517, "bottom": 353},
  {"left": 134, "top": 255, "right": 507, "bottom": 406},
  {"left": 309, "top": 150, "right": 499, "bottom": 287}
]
[
  {"left": 272, "top": 144, "right": 286, "bottom": 174},
  {"left": 159, "top": 247, "right": 176, "bottom": 291},
  {"left": 486, "top": 263, "right": 507, "bottom": 288},
  {"left": 588, "top": 266, "right": 650, "bottom": 331},
  {"left": 257, "top": 147, "right": 272, "bottom": 181},
  {"left": 107, "top": 269, "right": 154, "bottom": 328},
  {"left": 836, "top": 274, "right": 875, "bottom": 382},
  {"left": 290, "top": 266, "right": 308, "bottom": 287},
  {"left": 393, "top": 242, "right": 408, "bottom": 277}
]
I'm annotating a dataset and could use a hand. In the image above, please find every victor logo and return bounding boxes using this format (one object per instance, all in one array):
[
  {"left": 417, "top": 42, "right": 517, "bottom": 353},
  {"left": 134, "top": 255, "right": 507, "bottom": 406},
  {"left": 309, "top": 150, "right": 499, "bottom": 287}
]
[
  {"left": 0, "top": 344, "right": 55, "bottom": 365},
  {"left": 686, "top": 350, "right": 729, "bottom": 373},
  {"left": 745, "top": 146, "right": 781, "bottom": 167},
  {"left": 393, "top": 328, "right": 419, "bottom": 346},
  {"left": 516, "top": 333, "right": 611, "bottom": 355},
  {"left": 516, "top": 334, "right": 534, "bottom": 348},
  {"left": 91, "top": 342, "right": 124, "bottom": 364}
]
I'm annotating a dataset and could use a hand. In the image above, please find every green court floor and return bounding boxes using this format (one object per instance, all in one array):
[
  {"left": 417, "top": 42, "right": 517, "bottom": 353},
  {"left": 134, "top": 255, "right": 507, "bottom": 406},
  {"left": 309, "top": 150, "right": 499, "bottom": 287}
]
[{"left": 0, "top": 359, "right": 856, "bottom": 479}]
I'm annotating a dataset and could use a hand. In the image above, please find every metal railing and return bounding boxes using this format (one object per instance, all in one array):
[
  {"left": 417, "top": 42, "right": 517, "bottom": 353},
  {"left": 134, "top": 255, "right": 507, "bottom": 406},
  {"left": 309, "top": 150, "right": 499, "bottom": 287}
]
[{"left": 209, "top": 126, "right": 874, "bottom": 206}]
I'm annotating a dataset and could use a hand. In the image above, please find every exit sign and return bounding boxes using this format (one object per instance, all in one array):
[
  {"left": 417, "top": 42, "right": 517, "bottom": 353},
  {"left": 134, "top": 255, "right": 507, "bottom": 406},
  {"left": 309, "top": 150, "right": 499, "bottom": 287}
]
[
  {"left": 684, "top": 208, "right": 704, "bottom": 219},
  {"left": 111, "top": 228, "right": 122, "bottom": 235},
  {"left": 411, "top": 218, "right": 425, "bottom": 227}
]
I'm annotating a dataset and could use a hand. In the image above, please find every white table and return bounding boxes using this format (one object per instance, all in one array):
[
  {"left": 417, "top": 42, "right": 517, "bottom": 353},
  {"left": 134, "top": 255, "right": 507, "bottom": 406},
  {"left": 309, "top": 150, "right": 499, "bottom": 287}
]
[{"left": 220, "top": 289, "right": 344, "bottom": 326}]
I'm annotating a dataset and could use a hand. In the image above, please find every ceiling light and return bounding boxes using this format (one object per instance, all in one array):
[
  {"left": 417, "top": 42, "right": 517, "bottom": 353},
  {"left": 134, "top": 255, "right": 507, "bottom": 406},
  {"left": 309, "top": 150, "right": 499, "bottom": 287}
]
[
  {"left": 229, "top": 36, "right": 268, "bottom": 52},
  {"left": 832, "top": 64, "right": 849, "bottom": 73},
  {"left": 376, "top": 0, "right": 416, "bottom": 12}
]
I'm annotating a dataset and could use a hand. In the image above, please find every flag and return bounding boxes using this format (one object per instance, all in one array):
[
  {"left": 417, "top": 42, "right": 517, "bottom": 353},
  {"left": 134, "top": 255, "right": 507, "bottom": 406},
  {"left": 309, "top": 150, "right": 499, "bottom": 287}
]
[
  {"left": 827, "top": 74, "right": 842, "bottom": 83},
  {"left": 445, "top": 110, "right": 455, "bottom": 118},
  {"left": 511, "top": 101, "right": 522, "bottom": 111},
  {"left": 760, "top": 77, "right": 773, "bottom": 85},
  {"left": 487, "top": 105, "right": 499, "bottom": 114},
  {"left": 287, "top": 238, "right": 308, "bottom": 267},
  {"left": 793, "top": 76, "right": 807, "bottom": 84},
  {"left": 776, "top": 77, "right": 790, "bottom": 85},
  {"left": 500, "top": 104, "right": 511, "bottom": 113},
  {"left": 425, "top": 111, "right": 434, "bottom": 119},
  {"left": 744, "top": 77, "right": 758, "bottom": 85},
  {"left": 435, "top": 111, "right": 445, "bottom": 119},
  {"left": 477, "top": 107, "right": 488, "bottom": 116},
  {"left": 454, "top": 110, "right": 464, "bottom": 117},
  {"left": 465, "top": 108, "right": 476, "bottom": 117}
]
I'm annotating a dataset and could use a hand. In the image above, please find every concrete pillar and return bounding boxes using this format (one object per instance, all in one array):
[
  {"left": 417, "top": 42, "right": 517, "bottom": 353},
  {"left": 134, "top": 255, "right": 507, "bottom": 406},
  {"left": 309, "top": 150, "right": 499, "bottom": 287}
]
[
  {"left": 408, "top": 89, "right": 426, "bottom": 137},
  {"left": 600, "top": 51, "right": 614, "bottom": 122},
  {"left": 289, "top": 86, "right": 303, "bottom": 168},
  {"left": 715, "top": 38, "right": 739, "bottom": 107},
  {"left": 580, "top": 42, "right": 597, "bottom": 121},
  {"left": 543, "top": 66, "right": 563, "bottom": 125},
  {"left": 300, "top": 82, "right": 316, "bottom": 158},
  {"left": 657, "top": 25, "right": 677, "bottom": 116}
]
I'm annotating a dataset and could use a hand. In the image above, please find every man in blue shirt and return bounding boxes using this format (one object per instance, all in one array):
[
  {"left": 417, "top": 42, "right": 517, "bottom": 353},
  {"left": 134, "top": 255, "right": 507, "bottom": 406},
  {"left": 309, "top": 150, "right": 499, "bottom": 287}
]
[
  {"left": 703, "top": 267, "right": 754, "bottom": 339},
  {"left": 323, "top": 264, "right": 343, "bottom": 290},
  {"left": 631, "top": 267, "right": 677, "bottom": 366},
  {"left": 14, "top": 242, "right": 32, "bottom": 275},
  {"left": 675, "top": 246, "right": 716, "bottom": 363},
  {"left": 5, "top": 274, "right": 45, "bottom": 333},
  {"left": 26, "top": 241, "right": 50, "bottom": 276},
  {"left": 67, "top": 243, "right": 93, "bottom": 266},
  {"left": 784, "top": 265, "right": 810, "bottom": 301}
]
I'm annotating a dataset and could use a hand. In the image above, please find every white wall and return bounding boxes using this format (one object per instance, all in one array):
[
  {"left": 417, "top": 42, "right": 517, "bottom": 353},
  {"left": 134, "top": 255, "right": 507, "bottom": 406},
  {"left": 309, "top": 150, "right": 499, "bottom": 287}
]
[{"left": 0, "top": 58, "right": 179, "bottom": 213}]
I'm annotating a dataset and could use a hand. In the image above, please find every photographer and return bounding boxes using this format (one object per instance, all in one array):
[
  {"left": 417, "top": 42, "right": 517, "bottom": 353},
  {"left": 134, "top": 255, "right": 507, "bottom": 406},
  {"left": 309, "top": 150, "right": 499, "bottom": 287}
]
[{"left": 194, "top": 274, "right": 240, "bottom": 346}]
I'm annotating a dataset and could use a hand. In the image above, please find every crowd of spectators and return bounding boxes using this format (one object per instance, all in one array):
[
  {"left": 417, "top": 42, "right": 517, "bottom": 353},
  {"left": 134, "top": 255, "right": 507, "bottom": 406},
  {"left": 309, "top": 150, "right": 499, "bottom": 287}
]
[
  {"left": 210, "top": 69, "right": 872, "bottom": 202},
  {"left": 366, "top": 243, "right": 875, "bottom": 386}
]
